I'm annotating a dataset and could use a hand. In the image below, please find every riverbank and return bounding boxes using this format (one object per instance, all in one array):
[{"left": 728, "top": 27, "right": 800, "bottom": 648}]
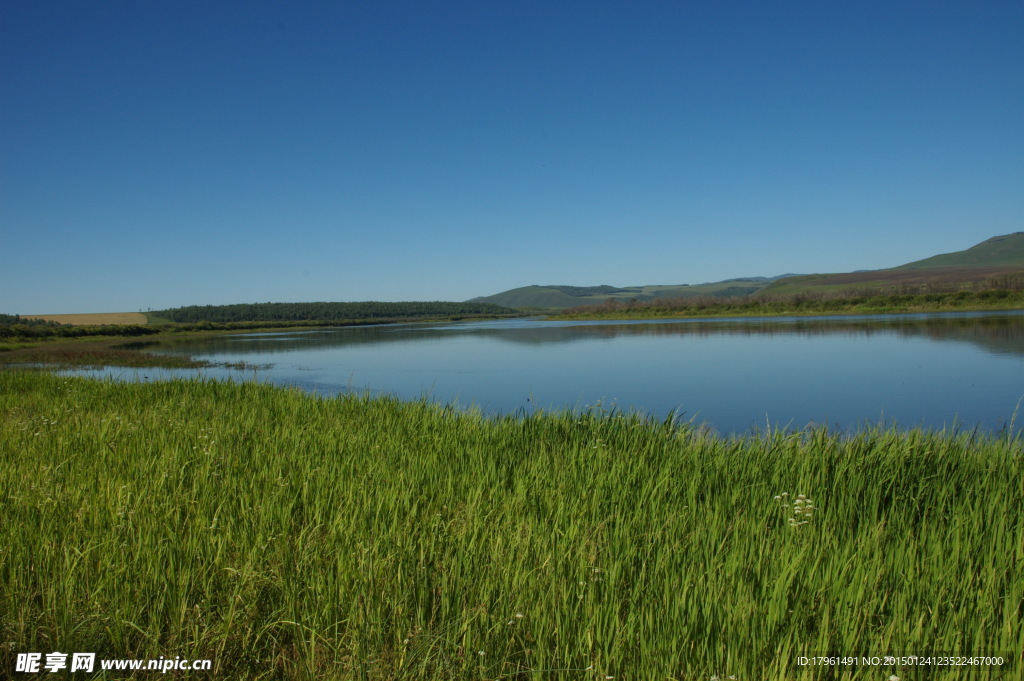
[
  {"left": 2, "top": 371, "right": 1020, "bottom": 679},
  {"left": 0, "top": 336, "right": 255, "bottom": 369},
  {"left": 0, "top": 315, "right": 524, "bottom": 369},
  {"left": 554, "top": 289, "right": 1024, "bottom": 320}
]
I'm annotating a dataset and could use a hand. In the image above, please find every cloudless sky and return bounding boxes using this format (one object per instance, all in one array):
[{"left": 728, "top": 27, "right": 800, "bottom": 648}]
[{"left": 2, "top": 1, "right": 1022, "bottom": 313}]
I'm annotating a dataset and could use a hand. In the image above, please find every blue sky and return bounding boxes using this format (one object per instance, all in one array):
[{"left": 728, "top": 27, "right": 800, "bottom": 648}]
[{"left": 2, "top": 1, "right": 1022, "bottom": 313}]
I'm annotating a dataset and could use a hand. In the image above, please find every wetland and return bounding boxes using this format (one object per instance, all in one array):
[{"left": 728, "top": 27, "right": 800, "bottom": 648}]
[{"left": 59, "top": 310, "right": 1024, "bottom": 435}]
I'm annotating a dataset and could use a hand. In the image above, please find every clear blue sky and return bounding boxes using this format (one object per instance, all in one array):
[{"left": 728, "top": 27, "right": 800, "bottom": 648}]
[{"left": 2, "top": 1, "right": 1022, "bottom": 313}]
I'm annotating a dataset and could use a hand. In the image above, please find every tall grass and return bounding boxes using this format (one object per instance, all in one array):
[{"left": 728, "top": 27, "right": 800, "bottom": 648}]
[{"left": 1, "top": 371, "right": 1020, "bottom": 679}]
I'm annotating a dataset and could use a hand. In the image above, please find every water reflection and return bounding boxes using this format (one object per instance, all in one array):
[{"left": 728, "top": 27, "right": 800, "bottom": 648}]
[
  {"left": 63, "top": 311, "right": 1024, "bottom": 435},
  {"left": 154, "top": 311, "right": 1024, "bottom": 359}
]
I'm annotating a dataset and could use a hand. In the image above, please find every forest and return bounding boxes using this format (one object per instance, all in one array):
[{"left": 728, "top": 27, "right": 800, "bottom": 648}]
[
  {"left": 0, "top": 314, "right": 61, "bottom": 328},
  {"left": 0, "top": 314, "right": 157, "bottom": 340},
  {"left": 0, "top": 302, "right": 519, "bottom": 341},
  {"left": 150, "top": 300, "right": 517, "bottom": 323}
]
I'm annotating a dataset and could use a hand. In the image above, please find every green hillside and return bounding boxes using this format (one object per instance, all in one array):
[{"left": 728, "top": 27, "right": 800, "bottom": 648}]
[
  {"left": 761, "top": 233, "right": 1024, "bottom": 296},
  {"left": 893, "top": 232, "right": 1024, "bottom": 270},
  {"left": 473, "top": 234, "right": 1024, "bottom": 310}
]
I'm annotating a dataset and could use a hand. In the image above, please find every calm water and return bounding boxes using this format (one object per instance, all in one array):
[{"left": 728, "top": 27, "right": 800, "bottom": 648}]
[{"left": 77, "top": 311, "right": 1024, "bottom": 435}]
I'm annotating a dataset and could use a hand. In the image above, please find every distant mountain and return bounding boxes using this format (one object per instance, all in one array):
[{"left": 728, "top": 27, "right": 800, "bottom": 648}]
[
  {"left": 470, "top": 234, "right": 1024, "bottom": 309},
  {"left": 469, "top": 276, "right": 795, "bottom": 309}
]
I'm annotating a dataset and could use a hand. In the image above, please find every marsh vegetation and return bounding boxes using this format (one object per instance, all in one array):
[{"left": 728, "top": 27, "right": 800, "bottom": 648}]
[
  {"left": 559, "top": 287, "right": 1024, "bottom": 320},
  {"left": 2, "top": 372, "right": 1020, "bottom": 679}
]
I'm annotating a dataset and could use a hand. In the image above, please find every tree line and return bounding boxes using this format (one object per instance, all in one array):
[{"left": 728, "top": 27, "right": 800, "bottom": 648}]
[
  {"left": 0, "top": 314, "right": 159, "bottom": 340},
  {"left": 0, "top": 314, "right": 62, "bottom": 328},
  {"left": 151, "top": 301, "right": 517, "bottom": 324},
  {"left": 1, "top": 302, "right": 521, "bottom": 341}
]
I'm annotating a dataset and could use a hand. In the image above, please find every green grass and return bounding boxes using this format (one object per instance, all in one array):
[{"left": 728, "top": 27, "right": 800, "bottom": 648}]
[
  {"left": 895, "top": 232, "right": 1024, "bottom": 270},
  {"left": 1, "top": 371, "right": 1021, "bottom": 679},
  {"left": 143, "top": 312, "right": 176, "bottom": 325}
]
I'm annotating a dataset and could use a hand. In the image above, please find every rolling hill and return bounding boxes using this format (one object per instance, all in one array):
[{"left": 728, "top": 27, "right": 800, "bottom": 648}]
[
  {"left": 471, "top": 233, "right": 1024, "bottom": 309},
  {"left": 761, "top": 232, "right": 1024, "bottom": 296},
  {"left": 893, "top": 232, "right": 1024, "bottom": 270},
  {"left": 468, "top": 277, "right": 794, "bottom": 309}
]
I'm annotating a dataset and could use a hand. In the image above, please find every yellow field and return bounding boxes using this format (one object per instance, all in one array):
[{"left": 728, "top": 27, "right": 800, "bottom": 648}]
[{"left": 22, "top": 312, "right": 148, "bottom": 326}]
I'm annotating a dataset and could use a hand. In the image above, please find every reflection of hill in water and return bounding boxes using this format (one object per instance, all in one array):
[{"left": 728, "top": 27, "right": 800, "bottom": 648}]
[
  {"left": 563, "top": 315, "right": 1024, "bottom": 358},
  {"left": 156, "top": 314, "right": 1024, "bottom": 359}
]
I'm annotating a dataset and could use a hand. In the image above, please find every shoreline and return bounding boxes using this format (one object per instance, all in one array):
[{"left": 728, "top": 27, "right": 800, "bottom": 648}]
[
  {"left": 552, "top": 295, "right": 1024, "bottom": 322},
  {"left": 4, "top": 304, "right": 1024, "bottom": 370}
]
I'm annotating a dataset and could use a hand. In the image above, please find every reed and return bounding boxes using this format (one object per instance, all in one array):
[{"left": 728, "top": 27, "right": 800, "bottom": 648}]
[{"left": 1, "top": 371, "right": 1020, "bottom": 679}]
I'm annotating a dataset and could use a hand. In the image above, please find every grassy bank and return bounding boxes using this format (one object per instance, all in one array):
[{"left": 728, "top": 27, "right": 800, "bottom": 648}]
[
  {"left": 557, "top": 289, "right": 1024, "bottom": 320},
  {"left": 0, "top": 337, "right": 258, "bottom": 370},
  {"left": 2, "top": 372, "right": 1021, "bottom": 679},
  {"left": 0, "top": 316, "right": 522, "bottom": 370},
  {"left": 0, "top": 338, "right": 205, "bottom": 369}
]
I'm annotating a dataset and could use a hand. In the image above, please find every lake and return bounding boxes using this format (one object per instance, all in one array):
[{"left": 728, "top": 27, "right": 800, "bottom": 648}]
[{"left": 68, "top": 310, "right": 1024, "bottom": 435}]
